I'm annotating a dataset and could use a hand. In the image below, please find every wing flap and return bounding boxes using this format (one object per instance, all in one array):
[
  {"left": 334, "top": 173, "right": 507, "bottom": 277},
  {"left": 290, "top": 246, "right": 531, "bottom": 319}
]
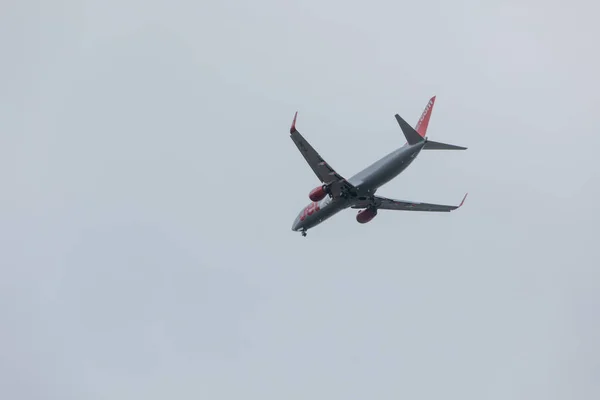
[{"left": 352, "top": 193, "right": 468, "bottom": 212}]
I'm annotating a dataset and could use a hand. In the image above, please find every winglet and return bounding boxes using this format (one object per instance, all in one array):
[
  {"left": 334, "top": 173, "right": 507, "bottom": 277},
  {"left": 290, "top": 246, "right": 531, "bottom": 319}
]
[
  {"left": 457, "top": 193, "right": 468, "bottom": 209},
  {"left": 290, "top": 111, "right": 298, "bottom": 133}
]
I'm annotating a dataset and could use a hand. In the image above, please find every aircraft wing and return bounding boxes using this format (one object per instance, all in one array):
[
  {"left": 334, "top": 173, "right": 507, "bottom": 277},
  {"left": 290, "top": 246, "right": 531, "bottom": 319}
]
[
  {"left": 352, "top": 193, "right": 468, "bottom": 212},
  {"left": 289, "top": 112, "right": 357, "bottom": 198}
]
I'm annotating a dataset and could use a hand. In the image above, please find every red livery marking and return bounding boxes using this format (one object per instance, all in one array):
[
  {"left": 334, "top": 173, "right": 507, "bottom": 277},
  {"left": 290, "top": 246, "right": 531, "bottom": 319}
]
[
  {"left": 415, "top": 95, "right": 436, "bottom": 137},
  {"left": 290, "top": 111, "right": 298, "bottom": 133},
  {"left": 299, "top": 201, "right": 321, "bottom": 221}
]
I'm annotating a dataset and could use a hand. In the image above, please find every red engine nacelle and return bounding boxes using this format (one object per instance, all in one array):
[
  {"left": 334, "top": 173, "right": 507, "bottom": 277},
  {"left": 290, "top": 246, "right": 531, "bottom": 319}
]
[
  {"left": 309, "top": 185, "right": 328, "bottom": 202},
  {"left": 356, "top": 207, "right": 378, "bottom": 224}
]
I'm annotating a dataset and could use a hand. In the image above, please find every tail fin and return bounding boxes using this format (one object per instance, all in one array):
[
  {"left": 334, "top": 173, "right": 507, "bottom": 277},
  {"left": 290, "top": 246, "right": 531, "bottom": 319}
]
[
  {"left": 396, "top": 95, "right": 467, "bottom": 150},
  {"left": 395, "top": 95, "right": 436, "bottom": 145},
  {"left": 415, "top": 96, "right": 436, "bottom": 137},
  {"left": 423, "top": 140, "right": 467, "bottom": 150}
]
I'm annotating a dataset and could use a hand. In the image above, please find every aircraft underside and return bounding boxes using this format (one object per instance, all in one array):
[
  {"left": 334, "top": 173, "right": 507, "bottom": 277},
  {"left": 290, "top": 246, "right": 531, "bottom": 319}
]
[{"left": 288, "top": 96, "right": 468, "bottom": 237}]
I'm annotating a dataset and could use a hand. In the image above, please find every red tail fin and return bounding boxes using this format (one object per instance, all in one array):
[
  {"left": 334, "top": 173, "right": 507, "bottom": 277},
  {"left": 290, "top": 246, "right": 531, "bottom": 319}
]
[{"left": 415, "top": 96, "right": 436, "bottom": 137}]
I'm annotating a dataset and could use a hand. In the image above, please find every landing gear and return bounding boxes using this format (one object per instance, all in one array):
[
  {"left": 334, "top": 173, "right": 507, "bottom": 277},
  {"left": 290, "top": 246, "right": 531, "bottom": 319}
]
[{"left": 301, "top": 229, "right": 307, "bottom": 237}]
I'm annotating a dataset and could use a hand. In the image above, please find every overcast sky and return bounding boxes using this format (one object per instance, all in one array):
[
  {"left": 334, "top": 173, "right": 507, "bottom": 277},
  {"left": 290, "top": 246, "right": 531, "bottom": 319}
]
[{"left": 2, "top": 0, "right": 599, "bottom": 399}]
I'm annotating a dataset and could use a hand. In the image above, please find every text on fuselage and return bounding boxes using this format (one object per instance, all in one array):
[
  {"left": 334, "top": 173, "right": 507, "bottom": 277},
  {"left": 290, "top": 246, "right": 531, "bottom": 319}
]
[{"left": 300, "top": 201, "right": 321, "bottom": 221}]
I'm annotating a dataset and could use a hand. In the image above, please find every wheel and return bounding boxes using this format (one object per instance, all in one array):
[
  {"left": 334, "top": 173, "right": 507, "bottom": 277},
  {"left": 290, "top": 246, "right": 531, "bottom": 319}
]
[{"left": 301, "top": 231, "right": 307, "bottom": 237}]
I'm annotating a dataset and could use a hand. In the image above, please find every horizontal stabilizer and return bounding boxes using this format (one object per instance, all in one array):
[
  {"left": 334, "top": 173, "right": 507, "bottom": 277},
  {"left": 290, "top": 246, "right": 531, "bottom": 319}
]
[
  {"left": 395, "top": 113, "right": 424, "bottom": 145},
  {"left": 423, "top": 140, "right": 467, "bottom": 150}
]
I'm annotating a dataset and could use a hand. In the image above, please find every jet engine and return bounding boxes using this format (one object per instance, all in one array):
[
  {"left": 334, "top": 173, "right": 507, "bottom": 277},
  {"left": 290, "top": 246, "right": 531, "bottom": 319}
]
[
  {"left": 356, "top": 207, "right": 377, "bottom": 224},
  {"left": 309, "top": 185, "right": 329, "bottom": 202}
]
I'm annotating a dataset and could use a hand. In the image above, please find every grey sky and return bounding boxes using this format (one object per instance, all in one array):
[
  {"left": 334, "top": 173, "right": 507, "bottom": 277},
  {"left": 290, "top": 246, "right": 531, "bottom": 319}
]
[{"left": 1, "top": 0, "right": 599, "bottom": 399}]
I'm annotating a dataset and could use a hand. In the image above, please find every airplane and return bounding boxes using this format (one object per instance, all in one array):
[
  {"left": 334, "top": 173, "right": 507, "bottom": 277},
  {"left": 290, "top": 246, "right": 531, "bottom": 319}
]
[{"left": 289, "top": 96, "right": 468, "bottom": 237}]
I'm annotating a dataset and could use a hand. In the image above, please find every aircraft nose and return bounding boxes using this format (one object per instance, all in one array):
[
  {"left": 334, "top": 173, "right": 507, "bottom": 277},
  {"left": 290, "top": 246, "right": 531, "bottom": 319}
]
[{"left": 291, "top": 215, "right": 301, "bottom": 231}]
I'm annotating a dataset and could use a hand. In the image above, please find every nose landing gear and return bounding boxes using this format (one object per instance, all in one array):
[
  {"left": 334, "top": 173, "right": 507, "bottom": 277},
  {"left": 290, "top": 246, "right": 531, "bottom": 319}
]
[{"left": 301, "top": 229, "right": 307, "bottom": 237}]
